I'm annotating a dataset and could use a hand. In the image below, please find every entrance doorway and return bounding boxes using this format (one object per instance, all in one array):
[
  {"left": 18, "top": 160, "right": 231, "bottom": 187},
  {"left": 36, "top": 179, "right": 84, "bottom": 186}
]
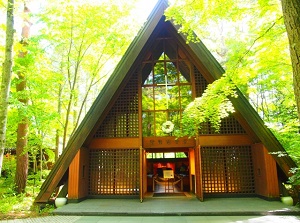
[{"left": 145, "top": 149, "right": 191, "bottom": 195}]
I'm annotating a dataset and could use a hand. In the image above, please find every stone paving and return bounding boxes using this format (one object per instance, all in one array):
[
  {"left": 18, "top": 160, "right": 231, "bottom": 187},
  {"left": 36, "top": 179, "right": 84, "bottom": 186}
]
[
  {"left": 1, "top": 215, "right": 300, "bottom": 223},
  {"left": 1, "top": 197, "right": 300, "bottom": 223},
  {"left": 53, "top": 197, "right": 300, "bottom": 216}
]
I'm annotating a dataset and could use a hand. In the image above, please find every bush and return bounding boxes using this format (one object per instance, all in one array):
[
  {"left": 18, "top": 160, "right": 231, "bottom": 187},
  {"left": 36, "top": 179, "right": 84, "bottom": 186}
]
[{"left": 0, "top": 154, "right": 52, "bottom": 219}]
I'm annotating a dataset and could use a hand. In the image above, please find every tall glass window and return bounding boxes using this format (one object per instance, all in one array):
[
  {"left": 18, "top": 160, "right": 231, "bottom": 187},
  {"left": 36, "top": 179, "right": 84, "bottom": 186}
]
[{"left": 142, "top": 39, "right": 192, "bottom": 137}]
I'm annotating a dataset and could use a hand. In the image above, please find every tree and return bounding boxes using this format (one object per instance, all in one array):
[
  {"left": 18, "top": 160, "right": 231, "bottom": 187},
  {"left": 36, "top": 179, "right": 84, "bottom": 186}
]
[
  {"left": 38, "top": 0, "right": 143, "bottom": 155},
  {"left": 14, "top": 4, "right": 31, "bottom": 193},
  {"left": 0, "top": 0, "right": 14, "bottom": 177},
  {"left": 165, "top": 1, "right": 300, "bottom": 185},
  {"left": 281, "top": 0, "right": 300, "bottom": 122},
  {"left": 165, "top": 0, "right": 298, "bottom": 133},
  {"left": 1, "top": 0, "right": 148, "bottom": 188}
]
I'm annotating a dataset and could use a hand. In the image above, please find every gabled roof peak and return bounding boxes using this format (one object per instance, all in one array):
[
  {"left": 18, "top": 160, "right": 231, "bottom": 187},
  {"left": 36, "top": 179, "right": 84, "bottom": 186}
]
[{"left": 35, "top": 0, "right": 296, "bottom": 204}]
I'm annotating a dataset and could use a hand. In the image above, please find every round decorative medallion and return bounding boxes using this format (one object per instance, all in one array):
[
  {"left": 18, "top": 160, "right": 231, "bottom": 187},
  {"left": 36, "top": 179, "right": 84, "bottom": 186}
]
[{"left": 161, "top": 121, "right": 174, "bottom": 134}]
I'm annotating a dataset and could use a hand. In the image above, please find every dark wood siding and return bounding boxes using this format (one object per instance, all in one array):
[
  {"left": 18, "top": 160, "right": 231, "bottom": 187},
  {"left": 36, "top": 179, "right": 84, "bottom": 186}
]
[
  {"left": 89, "top": 148, "right": 140, "bottom": 196},
  {"left": 252, "top": 143, "right": 279, "bottom": 198},
  {"left": 202, "top": 146, "right": 255, "bottom": 195}
]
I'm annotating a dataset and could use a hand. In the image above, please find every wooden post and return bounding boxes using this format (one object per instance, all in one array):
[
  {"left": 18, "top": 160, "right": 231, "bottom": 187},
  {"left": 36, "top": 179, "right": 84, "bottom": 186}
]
[
  {"left": 252, "top": 143, "right": 279, "bottom": 198},
  {"left": 194, "top": 145, "right": 203, "bottom": 201},
  {"left": 139, "top": 146, "right": 144, "bottom": 202}
]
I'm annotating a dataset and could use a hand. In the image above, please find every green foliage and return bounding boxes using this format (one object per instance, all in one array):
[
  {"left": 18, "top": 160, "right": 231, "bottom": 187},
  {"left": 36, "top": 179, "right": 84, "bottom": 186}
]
[
  {"left": 178, "top": 75, "right": 236, "bottom": 137},
  {"left": 34, "top": 0, "right": 144, "bottom": 148},
  {"left": 166, "top": 0, "right": 242, "bottom": 42},
  {"left": 271, "top": 122, "right": 300, "bottom": 186},
  {"left": 0, "top": 154, "right": 50, "bottom": 217},
  {"left": 0, "top": 0, "right": 298, "bottom": 202},
  {"left": 5, "top": 35, "right": 59, "bottom": 165},
  {"left": 1, "top": 153, "right": 16, "bottom": 179},
  {"left": 167, "top": 1, "right": 299, "bottom": 189},
  {"left": 1, "top": 0, "right": 154, "bottom": 198}
]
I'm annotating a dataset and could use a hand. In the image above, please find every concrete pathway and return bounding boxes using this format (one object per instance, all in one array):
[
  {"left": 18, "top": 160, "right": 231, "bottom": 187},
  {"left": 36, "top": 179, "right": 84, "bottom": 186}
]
[
  {"left": 53, "top": 197, "right": 300, "bottom": 216},
  {"left": 1, "top": 197, "right": 300, "bottom": 223},
  {"left": 1, "top": 215, "right": 300, "bottom": 223}
]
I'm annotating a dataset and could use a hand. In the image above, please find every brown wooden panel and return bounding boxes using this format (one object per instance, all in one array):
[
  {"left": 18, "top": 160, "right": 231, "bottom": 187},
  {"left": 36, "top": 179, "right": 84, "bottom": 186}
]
[
  {"left": 202, "top": 146, "right": 255, "bottom": 195},
  {"left": 68, "top": 148, "right": 89, "bottom": 200},
  {"left": 141, "top": 147, "right": 146, "bottom": 202},
  {"left": 189, "top": 149, "right": 195, "bottom": 175},
  {"left": 199, "top": 135, "right": 253, "bottom": 146},
  {"left": 89, "top": 148, "right": 140, "bottom": 196},
  {"left": 79, "top": 147, "right": 89, "bottom": 198},
  {"left": 68, "top": 150, "right": 80, "bottom": 199},
  {"left": 89, "top": 138, "right": 139, "bottom": 149},
  {"left": 194, "top": 146, "right": 203, "bottom": 201},
  {"left": 252, "top": 143, "right": 279, "bottom": 198},
  {"left": 93, "top": 73, "right": 139, "bottom": 138},
  {"left": 143, "top": 136, "right": 196, "bottom": 148}
]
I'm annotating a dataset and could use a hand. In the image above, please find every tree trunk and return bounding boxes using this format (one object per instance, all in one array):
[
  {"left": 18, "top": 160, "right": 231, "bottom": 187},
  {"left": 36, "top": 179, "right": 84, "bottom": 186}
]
[
  {"left": 15, "top": 120, "right": 29, "bottom": 193},
  {"left": 14, "top": 4, "right": 31, "bottom": 193},
  {"left": 0, "top": 0, "right": 14, "bottom": 177},
  {"left": 15, "top": 55, "right": 29, "bottom": 194},
  {"left": 281, "top": 0, "right": 300, "bottom": 122},
  {"left": 55, "top": 83, "right": 63, "bottom": 160}
]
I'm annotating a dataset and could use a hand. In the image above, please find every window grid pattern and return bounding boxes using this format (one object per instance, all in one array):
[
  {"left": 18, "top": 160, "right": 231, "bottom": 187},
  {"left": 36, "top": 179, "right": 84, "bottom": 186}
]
[
  {"left": 141, "top": 37, "right": 193, "bottom": 137},
  {"left": 199, "top": 115, "right": 246, "bottom": 135},
  {"left": 194, "top": 66, "right": 208, "bottom": 97},
  {"left": 94, "top": 72, "right": 139, "bottom": 138},
  {"left": 201, "top": 146, "right": 255, "bottom": 194},
  {"left": 194, "top": 67, "right": 246, "bottom": 135},
  {"left": 89, "top": 149, "right": 140, "bottom": 196}
]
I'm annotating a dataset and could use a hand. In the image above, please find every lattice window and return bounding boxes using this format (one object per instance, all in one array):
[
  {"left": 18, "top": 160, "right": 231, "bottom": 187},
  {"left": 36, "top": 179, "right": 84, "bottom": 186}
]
[
  {"left": 194, "top": 66, "right": 208, "bottom": 97},
  {"left": 219, "top": 116, "right": 246, "bottom": 134},
  {"left": 89, "top": 149, "right": 140, "bottom": 196},
  {"left": 141, "top": 38, "right": 192, "bottom": 137},
  {"left": 201, "top": 146, "right": 255, "bottom": 194},
  {"left": 94, "top": 72, "right": 139, "bottom": 138},
  {"left": 199, "top": 115, "right": 246, "bottom": 135},
  {"left": 194, "top": 67, "right": 246, "bottom": 135}
]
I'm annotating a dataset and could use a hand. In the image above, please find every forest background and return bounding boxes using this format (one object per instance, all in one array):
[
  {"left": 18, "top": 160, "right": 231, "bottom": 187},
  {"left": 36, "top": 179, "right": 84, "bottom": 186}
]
[{"left": 0, "top": 0, "right": 299, "bottom": 218}]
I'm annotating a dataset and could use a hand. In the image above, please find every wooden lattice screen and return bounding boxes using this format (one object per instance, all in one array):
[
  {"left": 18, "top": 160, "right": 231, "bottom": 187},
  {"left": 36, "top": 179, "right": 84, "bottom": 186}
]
[
  {"left": 201, "top": 146, "right": 255, "bottom": 194},
  {"left": 194, "top": 66, "right": 246, "bottom": 135},
  {"left": 89, "top": 149, "right": 140, "bottom": 196},
  {"left": 199, "top": 116, "right": 246, "bottom": 135},
  {"left": 93, "top": 72, "right": 139, "bottom": 138},
  {"left": 194, "top": 66, "right": 208, "bottom": 97}
]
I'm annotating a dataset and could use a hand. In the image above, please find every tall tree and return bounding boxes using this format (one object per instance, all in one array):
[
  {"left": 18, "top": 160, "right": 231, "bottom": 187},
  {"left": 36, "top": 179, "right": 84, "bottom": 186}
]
[
  {"left": 0, "top": 0, "right": 14, "bottom": 177},
  {"left": 281, "top": 0, "right": 300, "bottom": 122},
  {"left": 165, "top": 0, "right": 298, "bottom": 131},
  {"left": 39, "top": 0, "right": 142, "bottom": 154},
  {"left": 14, "top": 4, "right": 31, "bottom": 193}
]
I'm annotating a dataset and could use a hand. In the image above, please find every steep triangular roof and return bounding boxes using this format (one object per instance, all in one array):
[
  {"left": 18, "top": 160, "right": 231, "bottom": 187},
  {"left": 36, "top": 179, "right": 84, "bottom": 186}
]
[{"left": 35, "top": 0, "right": 296, "bottom": 203}]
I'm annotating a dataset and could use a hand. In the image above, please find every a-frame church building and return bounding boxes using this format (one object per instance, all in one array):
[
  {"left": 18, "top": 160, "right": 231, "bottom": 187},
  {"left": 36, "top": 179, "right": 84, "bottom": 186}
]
[{"left": 35, "top": 0, "right": 297, "bottom": 204}]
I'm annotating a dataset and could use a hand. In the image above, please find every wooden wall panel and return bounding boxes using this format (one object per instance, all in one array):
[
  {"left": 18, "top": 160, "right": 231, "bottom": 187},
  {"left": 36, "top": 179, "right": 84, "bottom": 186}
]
[
  {"left": 142, "top": 148, "right": 147, "bottom": 200},
  {"left": 199, "top": 135, "right": 253, "bottom": 146},
  {"left": 189, "top": 149, "right": 195, "bottom": 175},
  {"left": 252, "top": 143, "right": 279, "bottom": 198},
  {"left": 90, "top": 135, "right": 251, "bottom": 149},
  {"left": 89, "top": 138, "right": 139, "bottom": 149},
  {"left": 68, "top": 147, "right": 89, "bottom": 200},
  {"left": 79, "top": 147, "right": 89, "bottom": 198},
  {"left": 189, "top": 148, "right": 195, "bottom": 192},
  {"left": 143, "top": 137, "right": 196, "bottom": 148},
  {"left": 201, "top": 146, "right": 254, "bottom": 194},
  {"left": 68, "top": 150, "right": 80, "bottom": 199},
  {"left": 194, "top": 146, "right": 203, "bottom": 201},
  {"left": 89, "top": 149, "right": 139, "bottom": 196}
]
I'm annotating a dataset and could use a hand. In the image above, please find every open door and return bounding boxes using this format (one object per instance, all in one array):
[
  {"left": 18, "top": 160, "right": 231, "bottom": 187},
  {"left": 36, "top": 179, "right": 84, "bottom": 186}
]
[{"left": 194, "top": 145, "right": 203, "bottom": 201}]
